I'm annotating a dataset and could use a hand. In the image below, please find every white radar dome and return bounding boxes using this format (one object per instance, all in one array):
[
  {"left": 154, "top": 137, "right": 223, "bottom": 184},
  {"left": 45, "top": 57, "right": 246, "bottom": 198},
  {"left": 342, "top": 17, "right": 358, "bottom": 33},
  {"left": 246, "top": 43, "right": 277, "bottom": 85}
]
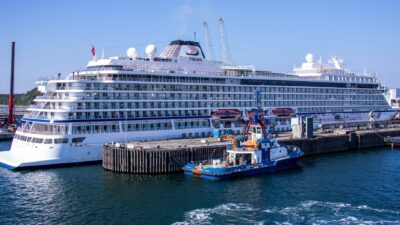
[
  {"left": 305, "top": 53, "right": 314, "bottom": 63},
  {"left": 127, "top": 48, "right": 138, "bottom": 59},
  {"left": 145, "top": 44, "right": 157, "bottom": 59}
]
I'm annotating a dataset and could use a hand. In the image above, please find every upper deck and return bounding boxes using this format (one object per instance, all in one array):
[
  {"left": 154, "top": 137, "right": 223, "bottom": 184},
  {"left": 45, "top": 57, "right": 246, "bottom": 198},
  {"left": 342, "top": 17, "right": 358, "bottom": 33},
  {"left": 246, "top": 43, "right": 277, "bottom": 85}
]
[{"left": 65, "top": 40, "right": 379, "bottom": 86}]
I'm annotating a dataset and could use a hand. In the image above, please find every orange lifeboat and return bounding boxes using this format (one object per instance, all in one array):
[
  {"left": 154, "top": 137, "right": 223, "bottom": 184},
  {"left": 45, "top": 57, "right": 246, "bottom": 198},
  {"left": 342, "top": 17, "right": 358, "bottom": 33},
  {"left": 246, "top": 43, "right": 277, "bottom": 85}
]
[
  {"left": 242, "top": 140, "right": 258, "bottom": 150},
  {"left": 211, "top": 109, "right": 241, "bottom": 120},
  {"left": 272, "top": 108, "right": 294, "bottom": 117},
  {"left": 192, "top": 169, "right": 202, "bottom": 175}
]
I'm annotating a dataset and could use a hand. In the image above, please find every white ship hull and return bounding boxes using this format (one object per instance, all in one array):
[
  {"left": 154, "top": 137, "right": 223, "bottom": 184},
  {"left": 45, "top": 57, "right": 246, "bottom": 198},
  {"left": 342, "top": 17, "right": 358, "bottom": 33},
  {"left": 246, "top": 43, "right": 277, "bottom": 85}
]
[
  {"left": 303, "top": 111, "right": 397, "bottom": 127},
  {"left": 0, "top": 127, "right": 213, "bottom": 169}
]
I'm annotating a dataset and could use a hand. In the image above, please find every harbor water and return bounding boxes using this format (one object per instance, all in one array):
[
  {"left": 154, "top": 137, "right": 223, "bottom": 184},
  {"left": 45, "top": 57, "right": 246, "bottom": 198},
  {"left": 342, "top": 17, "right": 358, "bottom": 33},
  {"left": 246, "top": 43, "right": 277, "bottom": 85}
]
[{"left": 1, "top": 141, "right": 400, "bottom": 224}]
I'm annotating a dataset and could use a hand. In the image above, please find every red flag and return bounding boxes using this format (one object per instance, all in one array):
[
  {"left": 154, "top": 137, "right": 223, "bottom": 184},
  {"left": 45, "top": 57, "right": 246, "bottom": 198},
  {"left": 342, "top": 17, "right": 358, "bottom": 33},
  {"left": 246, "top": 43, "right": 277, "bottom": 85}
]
[{"left": 91, "top": 45, "right": 96, "bottom": 56}]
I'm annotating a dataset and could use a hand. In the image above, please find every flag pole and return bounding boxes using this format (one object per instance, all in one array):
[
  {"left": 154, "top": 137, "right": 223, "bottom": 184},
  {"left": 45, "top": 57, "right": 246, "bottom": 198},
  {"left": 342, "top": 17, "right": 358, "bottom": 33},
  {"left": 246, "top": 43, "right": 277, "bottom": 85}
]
[{"left": 91, "top": 45, "right": 96, "bottom": 61}]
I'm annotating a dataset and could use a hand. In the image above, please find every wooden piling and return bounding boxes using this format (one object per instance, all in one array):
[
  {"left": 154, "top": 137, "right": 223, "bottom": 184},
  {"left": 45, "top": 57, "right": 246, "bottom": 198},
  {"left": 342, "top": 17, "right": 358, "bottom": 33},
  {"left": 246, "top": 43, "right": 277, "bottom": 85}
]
[{"left": 103, "top": 138, "right": 228, "bottom": 174}]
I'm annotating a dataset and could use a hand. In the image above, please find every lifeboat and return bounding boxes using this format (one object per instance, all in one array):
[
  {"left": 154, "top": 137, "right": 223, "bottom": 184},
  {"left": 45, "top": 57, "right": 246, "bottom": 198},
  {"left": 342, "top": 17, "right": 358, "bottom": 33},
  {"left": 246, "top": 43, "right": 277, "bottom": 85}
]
[
  {"left": 211, "top": 109, "right": 242, "bottom": 120},
  {"left": 242, "top": 140, "right": 258, "bottom": 150},
  {"left": 272, "top": 108, "right": 294, "bottom": 117}
]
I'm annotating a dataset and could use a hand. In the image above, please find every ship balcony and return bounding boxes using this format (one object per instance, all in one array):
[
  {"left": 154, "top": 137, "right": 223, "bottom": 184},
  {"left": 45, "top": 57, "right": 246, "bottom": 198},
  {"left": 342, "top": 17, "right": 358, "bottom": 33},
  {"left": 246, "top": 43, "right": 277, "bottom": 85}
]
[
  {"left": 22, "top": 110, "right": 210, "bottom": 122},
  {"left": 32, "top": 94, "right": 383, "bottom": 104},
  {"left": 68, "top": 67, "right": 348, "bottom": 83}
]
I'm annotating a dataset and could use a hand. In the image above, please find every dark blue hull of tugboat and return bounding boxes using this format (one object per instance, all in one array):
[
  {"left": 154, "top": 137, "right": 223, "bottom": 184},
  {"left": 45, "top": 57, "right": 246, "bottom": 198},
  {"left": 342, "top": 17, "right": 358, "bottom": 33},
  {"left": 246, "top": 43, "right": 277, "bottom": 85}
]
[{"left": 183, "top": 155, "right": 301, "bottom": 180}]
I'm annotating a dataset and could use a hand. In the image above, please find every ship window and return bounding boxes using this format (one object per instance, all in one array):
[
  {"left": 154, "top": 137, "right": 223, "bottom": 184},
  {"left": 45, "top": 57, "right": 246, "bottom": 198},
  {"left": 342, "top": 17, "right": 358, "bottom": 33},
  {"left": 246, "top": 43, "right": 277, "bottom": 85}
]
[
  {"left": 32, "top": 138, "right": 44, "bottom": 143},
  {"left": 44, "top": 139, "right": 53, "bottom": 144},
  {"left": 72, "top": 137, "right": 86, "bottom": 143},
  {"left": 55, "top": 138, "right": 68, "bottom": 144}
]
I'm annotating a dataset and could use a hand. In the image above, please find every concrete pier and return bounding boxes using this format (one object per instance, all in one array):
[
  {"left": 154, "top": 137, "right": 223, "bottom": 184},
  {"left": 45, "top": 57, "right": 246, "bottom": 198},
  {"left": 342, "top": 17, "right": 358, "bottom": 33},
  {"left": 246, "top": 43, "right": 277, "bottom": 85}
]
[
  {"left": 280, "top": 128, "right": 400, "bottom": 156},
  {"left": 103, "top": 138, "right": 229, "bottom": 173},
  {"left": 103, "top": 128, "right": 400, "bottom": 174}
]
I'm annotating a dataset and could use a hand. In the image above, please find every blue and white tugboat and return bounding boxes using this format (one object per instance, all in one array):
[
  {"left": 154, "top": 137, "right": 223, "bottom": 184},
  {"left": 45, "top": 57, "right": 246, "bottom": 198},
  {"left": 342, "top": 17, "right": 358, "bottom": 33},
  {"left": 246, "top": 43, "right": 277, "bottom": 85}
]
[{"left": 183, "top": 91, "right": 303, "bottom": 180}]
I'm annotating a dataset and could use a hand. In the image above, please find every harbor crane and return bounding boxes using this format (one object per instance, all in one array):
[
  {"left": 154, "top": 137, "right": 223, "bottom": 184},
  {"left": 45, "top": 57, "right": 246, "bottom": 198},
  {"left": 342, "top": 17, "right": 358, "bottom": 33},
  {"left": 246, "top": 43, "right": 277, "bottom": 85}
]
[
  {"left": 219, "top": 18, "right": 233, "bottom": 65},
  {"left": 203, "top": 21, "right": 215, "bottom": 61}
]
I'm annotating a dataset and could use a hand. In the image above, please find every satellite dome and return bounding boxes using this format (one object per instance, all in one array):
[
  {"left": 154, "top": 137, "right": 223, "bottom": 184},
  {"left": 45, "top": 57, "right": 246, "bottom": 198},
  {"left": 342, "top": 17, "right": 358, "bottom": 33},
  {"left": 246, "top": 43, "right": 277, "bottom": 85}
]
[
  {"left": 145, "top": 44, "right": 157, "bottom": 59},
  {"left": 127, "top": 48, "right": 138, "bottom": 59},
  {"left": 305, "top": 53, "right": 314, "bottom": 63}
]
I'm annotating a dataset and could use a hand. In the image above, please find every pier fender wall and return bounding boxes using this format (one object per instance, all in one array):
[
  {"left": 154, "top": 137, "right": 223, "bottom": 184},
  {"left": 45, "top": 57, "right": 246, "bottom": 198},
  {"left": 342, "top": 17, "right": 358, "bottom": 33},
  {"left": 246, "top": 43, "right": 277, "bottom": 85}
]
[
  {"left": 280, "top": 135, "right": 349, "bottom": 156},
  {"left": 280, "top": 129, "right": 400, "bottom": 156},
  {"left": 358, "top": 130, "right": 400, "bottom": 149},
  {"left": 103, "top": 145, "right": 225, "bottom": 174}
]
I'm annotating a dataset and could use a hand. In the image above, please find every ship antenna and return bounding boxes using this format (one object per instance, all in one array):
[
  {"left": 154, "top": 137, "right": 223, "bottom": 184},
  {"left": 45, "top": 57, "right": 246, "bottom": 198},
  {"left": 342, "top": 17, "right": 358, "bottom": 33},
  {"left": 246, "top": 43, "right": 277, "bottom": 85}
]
[
  {"left": 102, "top": 47, "right": 105, "bottom": 59},
  {"left": 203, "top": 21, "right": 215, "bottom": 61},
  {"left": 194, "top": 32, "right": 197, "bottom": 41},
  {"left": 219, "top": 17, "right": 233, "bottom": 65}
]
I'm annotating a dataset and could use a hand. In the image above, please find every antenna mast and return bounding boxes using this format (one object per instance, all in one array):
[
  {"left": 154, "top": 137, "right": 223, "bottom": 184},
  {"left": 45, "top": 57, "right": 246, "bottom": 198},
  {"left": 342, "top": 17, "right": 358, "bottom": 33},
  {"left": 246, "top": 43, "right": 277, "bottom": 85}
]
[
  {"left": 219, "top": 17, "right": 232, "bottom": 65},
  {"left": 203, "top": 21, "right": 215, "bottom": 61}
]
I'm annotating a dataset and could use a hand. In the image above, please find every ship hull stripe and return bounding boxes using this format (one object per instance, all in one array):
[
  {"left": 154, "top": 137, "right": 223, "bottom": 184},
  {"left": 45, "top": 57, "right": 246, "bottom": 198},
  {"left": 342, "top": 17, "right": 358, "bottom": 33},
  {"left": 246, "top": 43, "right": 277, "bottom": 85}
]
[{"left": 21, "top": 115, "right": 211, "bottom": 123}]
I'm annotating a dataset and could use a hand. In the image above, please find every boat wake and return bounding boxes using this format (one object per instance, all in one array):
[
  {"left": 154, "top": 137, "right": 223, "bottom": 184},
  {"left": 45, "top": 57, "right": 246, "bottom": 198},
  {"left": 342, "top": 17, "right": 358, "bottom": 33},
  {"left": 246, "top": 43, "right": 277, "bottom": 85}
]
[{"left": 173, "top": 200, "right": 400, "bottom": 225}]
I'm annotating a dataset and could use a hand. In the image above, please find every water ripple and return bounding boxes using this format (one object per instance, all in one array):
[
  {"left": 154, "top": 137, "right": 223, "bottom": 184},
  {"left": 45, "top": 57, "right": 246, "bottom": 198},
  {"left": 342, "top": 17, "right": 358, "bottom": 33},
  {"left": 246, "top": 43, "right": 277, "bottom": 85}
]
[{"left": 174, "top": 201, "right": 400, "bottom": 225}]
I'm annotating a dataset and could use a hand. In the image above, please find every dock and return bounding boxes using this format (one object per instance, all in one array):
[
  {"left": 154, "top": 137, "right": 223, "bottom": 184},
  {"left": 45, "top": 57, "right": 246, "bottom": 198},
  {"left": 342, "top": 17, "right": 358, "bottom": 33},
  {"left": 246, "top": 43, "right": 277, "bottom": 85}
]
[
  {"left": 384, "top": 136, "right": 400, "bottom": 148},
  {"left": 103, "top": 128, "right": 400, "bottom": 174},
  {"left": 280, "top": 128, "right": 400, "bottom": 155},
  {"left": 103, "top": 138, "right": 229, "bottom": 173}
]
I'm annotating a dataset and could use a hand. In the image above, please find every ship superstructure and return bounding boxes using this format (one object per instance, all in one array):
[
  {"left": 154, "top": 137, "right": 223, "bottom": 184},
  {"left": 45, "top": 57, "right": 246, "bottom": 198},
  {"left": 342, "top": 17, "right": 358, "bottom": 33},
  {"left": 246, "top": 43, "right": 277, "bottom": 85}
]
[{"left": 0, "top": 39, "right": 394, "bottom": 169}]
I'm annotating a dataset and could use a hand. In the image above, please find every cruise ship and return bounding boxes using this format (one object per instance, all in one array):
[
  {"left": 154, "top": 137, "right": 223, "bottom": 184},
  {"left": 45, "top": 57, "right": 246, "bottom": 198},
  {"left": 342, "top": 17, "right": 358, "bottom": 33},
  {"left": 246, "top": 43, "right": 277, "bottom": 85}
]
[{"left": 0, "top": 39, "right": 395, "bottom": 169}]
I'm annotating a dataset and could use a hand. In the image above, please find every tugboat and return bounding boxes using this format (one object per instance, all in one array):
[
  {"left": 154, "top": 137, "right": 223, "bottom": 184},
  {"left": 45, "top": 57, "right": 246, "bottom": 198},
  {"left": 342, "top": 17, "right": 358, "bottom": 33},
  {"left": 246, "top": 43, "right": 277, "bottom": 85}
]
[{"left": 183, "top": 90, "right": 303, "bottom": 180}]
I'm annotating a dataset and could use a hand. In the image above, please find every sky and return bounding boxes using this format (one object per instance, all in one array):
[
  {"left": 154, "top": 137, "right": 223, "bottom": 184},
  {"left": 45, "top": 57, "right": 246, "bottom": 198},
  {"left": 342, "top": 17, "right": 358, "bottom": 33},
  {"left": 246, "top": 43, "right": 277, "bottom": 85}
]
[{"left": 0, "top": 0, "right": 399, "bottom": 93}]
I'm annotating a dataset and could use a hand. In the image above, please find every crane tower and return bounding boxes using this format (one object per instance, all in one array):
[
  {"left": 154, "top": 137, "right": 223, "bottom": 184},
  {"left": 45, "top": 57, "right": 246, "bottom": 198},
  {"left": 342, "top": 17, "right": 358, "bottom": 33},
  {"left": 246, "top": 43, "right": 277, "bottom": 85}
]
[
  {"left": 219, "top": 17, "right": 233, "bottom": 65},
  {"left": 203, "top": 21, "right": 215, "bottom": 61}
]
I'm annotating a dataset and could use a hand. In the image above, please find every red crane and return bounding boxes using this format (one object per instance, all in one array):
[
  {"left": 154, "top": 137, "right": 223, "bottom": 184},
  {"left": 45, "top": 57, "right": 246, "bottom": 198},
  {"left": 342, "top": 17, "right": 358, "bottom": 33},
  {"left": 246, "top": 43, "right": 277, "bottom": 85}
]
[
  {"left": 241, "top": 90, "right": 269, "bottom": 139},
  {"left": 7, "top": 41, "right": 16, "bottom": 124}
]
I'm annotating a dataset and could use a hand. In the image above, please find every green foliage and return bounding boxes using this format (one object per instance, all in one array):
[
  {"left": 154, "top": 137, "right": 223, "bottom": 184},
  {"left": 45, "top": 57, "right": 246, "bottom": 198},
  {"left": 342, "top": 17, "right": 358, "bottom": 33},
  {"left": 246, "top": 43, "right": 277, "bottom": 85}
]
[{"left": 0, "top": 88, "right": 39, "bottom": 106}]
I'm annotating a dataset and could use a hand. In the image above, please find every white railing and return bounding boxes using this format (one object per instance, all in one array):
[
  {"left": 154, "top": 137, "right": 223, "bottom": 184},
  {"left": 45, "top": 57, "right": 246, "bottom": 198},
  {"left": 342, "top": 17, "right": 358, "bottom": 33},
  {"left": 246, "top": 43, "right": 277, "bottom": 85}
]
[{"left": 71, "top": 66, "right": 377, "bottom": 83}]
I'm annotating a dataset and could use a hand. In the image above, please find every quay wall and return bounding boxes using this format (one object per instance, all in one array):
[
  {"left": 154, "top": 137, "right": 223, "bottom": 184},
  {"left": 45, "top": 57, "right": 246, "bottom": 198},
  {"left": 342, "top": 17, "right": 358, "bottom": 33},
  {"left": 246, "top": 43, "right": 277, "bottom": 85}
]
[
  {"left": 280, "top": 135, "right": 350, "bottom": 156},
  {"left": 103, "top": 129, "right": 400, "bottom": 173},
  {"left": 280, "top": 129, "right": 400, "bottom": 156}
]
